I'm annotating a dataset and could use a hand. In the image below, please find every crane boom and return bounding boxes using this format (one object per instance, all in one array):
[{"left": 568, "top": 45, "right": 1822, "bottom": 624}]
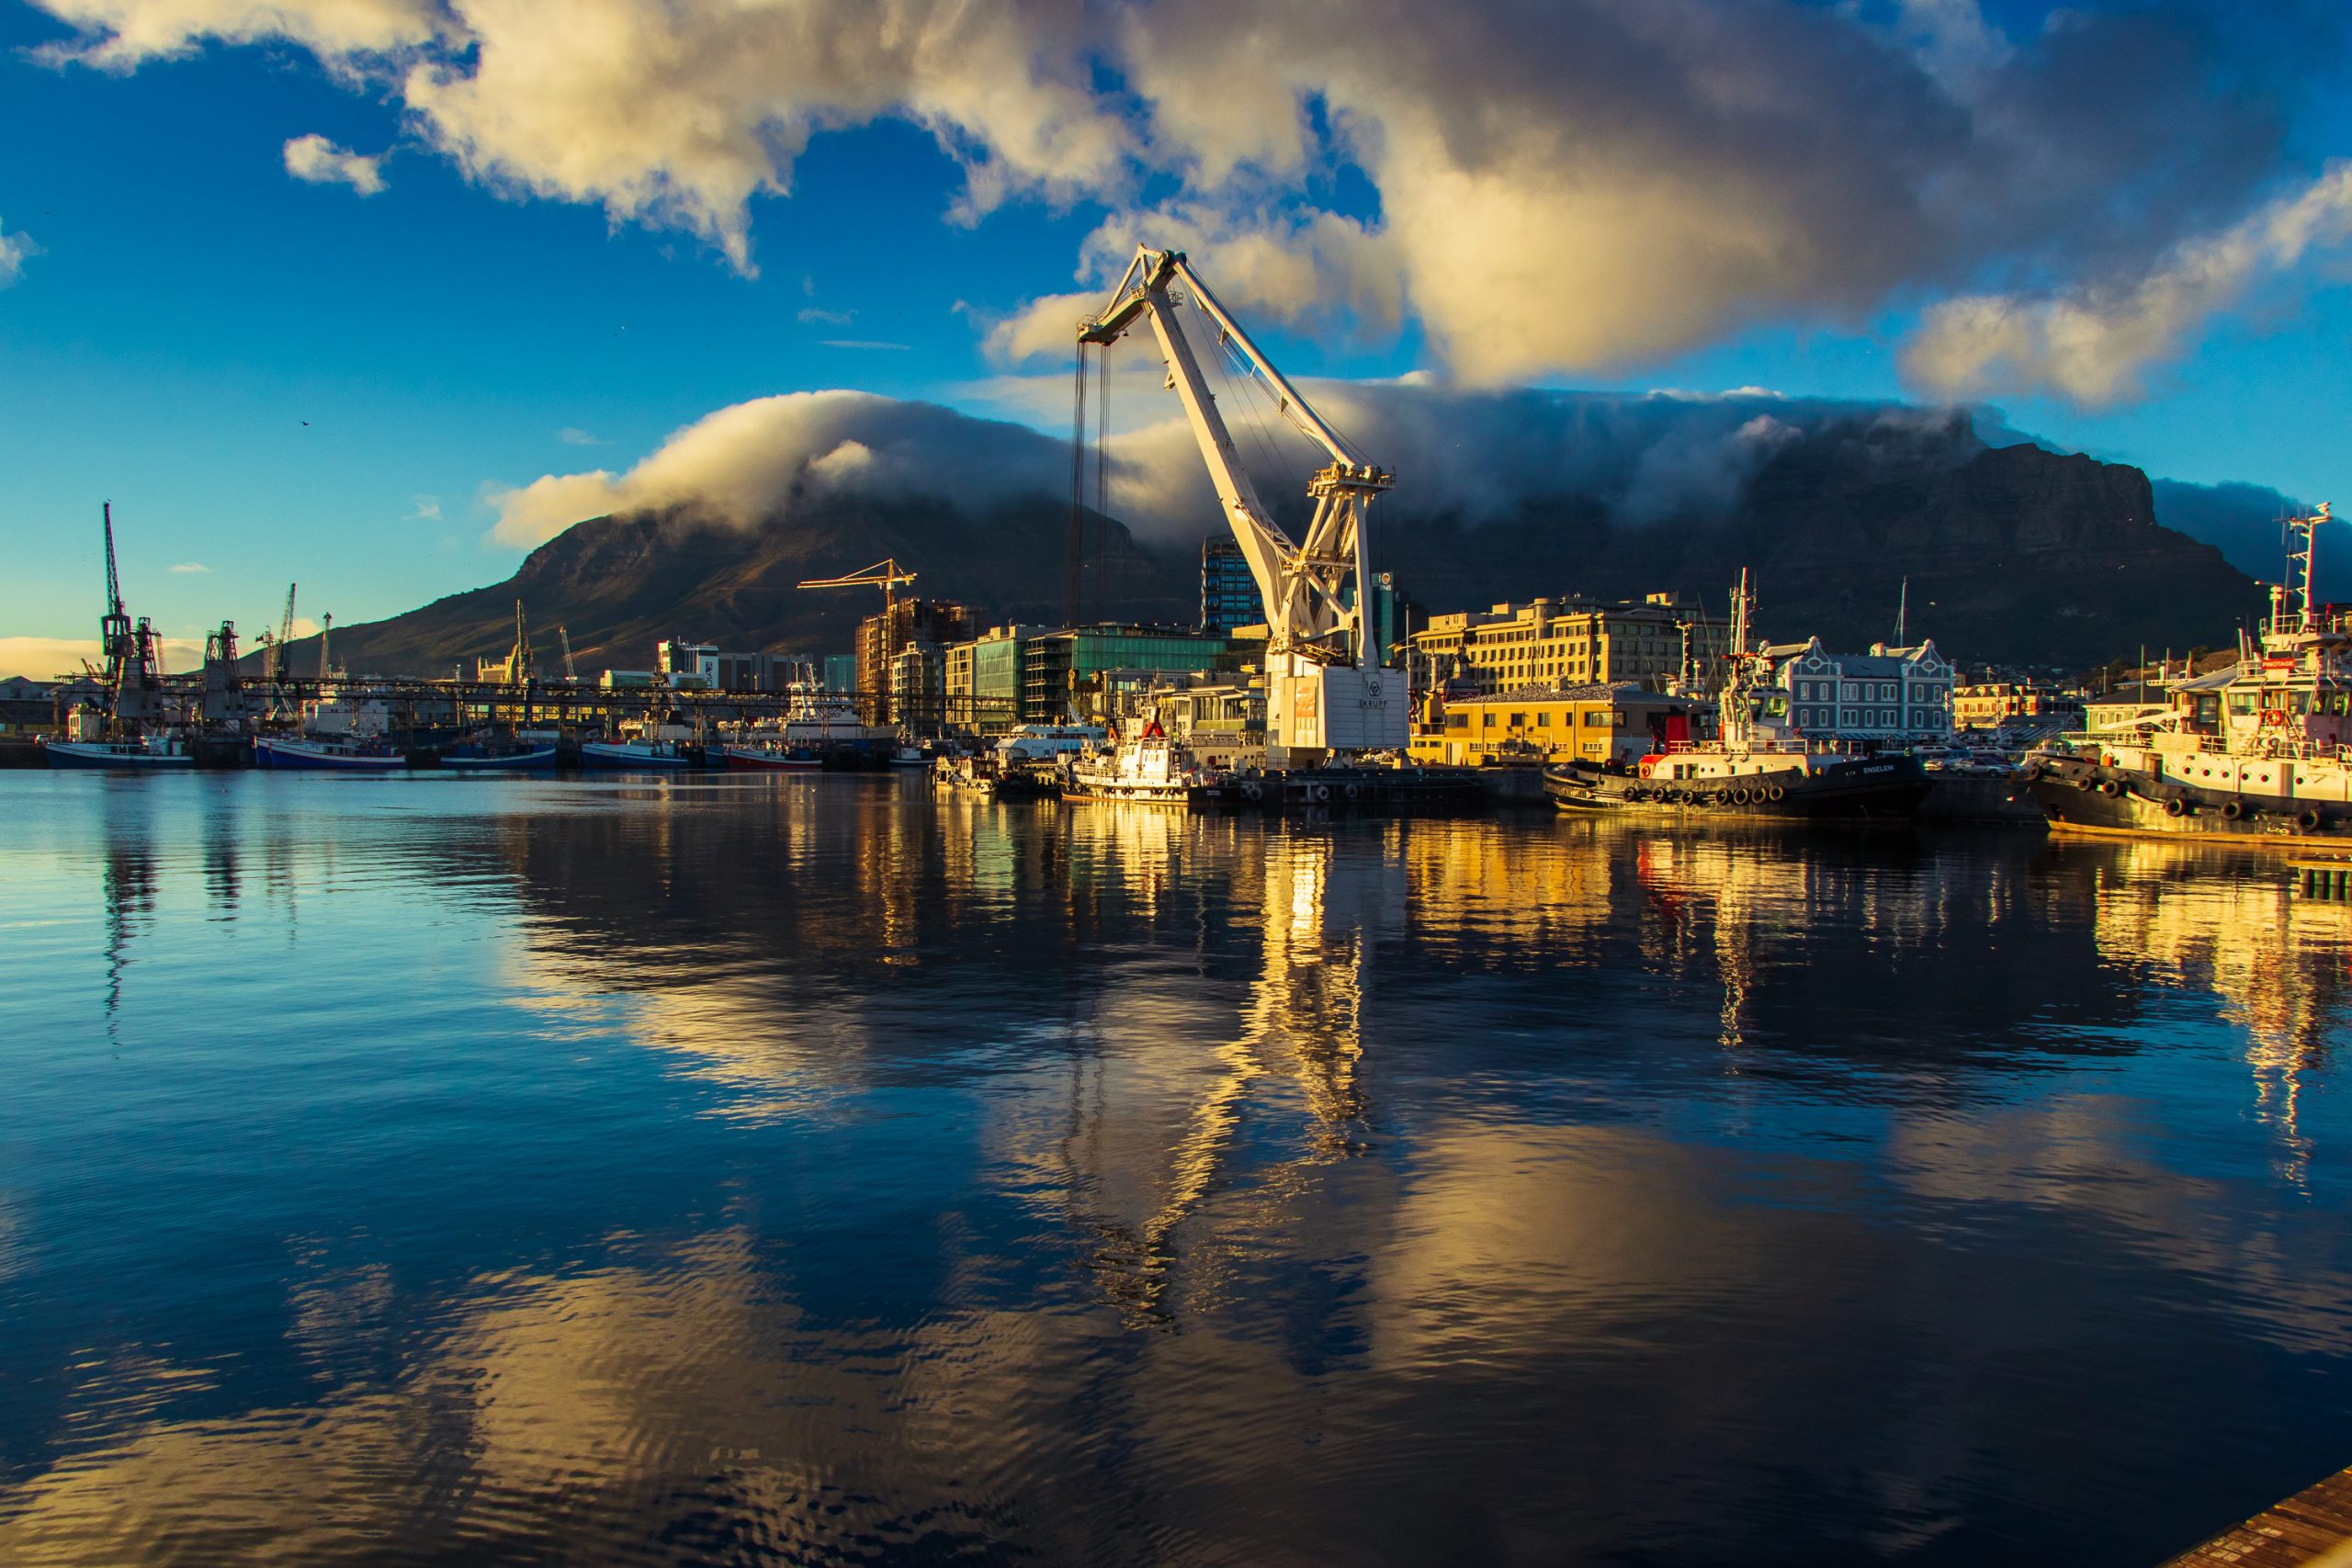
[{"left": 1077, "top": 246, "right": 1404, "bottom": 764}]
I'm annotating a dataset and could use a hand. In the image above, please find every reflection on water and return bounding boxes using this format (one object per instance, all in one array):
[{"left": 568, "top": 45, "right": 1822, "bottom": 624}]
[{"left": 5, "top": 774, "right": 2352, "bottom": 1564}]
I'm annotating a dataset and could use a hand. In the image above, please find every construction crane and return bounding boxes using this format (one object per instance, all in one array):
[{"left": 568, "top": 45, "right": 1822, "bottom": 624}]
[
  {"left": 558, "top": 624, "right": 578, "bottom": 682},
  {"left": 1076, "top": 246, "right": 1406, "bottom": 765},
  {"left": 505, "top": 599, "right": 532, "bottom": 684},
  {"left": 797, "top": 558, "right": 917, "bottom": 690}
]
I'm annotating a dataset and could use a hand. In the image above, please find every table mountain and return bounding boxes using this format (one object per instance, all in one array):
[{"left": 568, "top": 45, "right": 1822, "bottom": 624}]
[{"left": 300, "top": 417, "right": 2264, "bottom": 678}]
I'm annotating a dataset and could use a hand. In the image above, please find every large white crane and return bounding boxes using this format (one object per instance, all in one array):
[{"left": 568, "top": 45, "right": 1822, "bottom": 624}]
[{"left": 1077, "top": 246, "right": 1407, "bottom": 767}]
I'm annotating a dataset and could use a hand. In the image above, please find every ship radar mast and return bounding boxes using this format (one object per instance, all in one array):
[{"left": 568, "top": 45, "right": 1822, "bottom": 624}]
[{"left": 2286, "top": 502, "right": 2330, "bottom": 636}]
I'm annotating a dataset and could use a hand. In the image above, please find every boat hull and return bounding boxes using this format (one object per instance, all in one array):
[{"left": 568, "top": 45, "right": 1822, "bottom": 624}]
[
  {"left": 579, "top": 742, "right": 697, "bottom": 769},
  {"left": 45, "top": 741, "right": 195, "bottom": 770},
  {"left": 2026, "top": 758, "right": 2351, "bottom": 844},
  {"left": 722, "top": 746, "right": 820, "bottom": 771},
  {"left": 435, "top": 746, "right": 560, "bottom": 772},
  {"left": 255, "top": 738, "right": 406, "bottom": 771},
  {"left": 1064, "top": 779, "right": 1200, "bottom": 806},
  {"left": 1544, "top": 757, "right": 1929, "bottom": 819}
]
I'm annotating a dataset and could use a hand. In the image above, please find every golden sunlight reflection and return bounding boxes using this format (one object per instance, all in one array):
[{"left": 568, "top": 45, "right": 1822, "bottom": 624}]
[{"left": 2081, "top": 840, "right": 2352, "bottom": 1181}]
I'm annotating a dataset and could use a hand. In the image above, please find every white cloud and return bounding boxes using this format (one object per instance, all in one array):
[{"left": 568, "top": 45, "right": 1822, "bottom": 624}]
[
  {"left": 283, "top": 132, "right": 386, "bottom": 195},
  {"left": 30, "top": 0, "right": 2316, "bottom": 384},
  {"left": 818, "top": 339, "right": 910, "bottom": 351},
  {"left": 411, "top": 495, "right": 442, "bottom": 518},
  {"left": 1903, "top": 162, "right": 2352, "bottom": 408},
  {"left": 167, "top": 560, "right": 209, "bottom": 573},
  {"left": 0, "top": 219, "right": 42, "bottom": 287},
  {"left": 485, "top": 389, "right": 1072, "bottom": 547},
  {"left": 797, "top": 307, "right": 854, "bottom": 326},
  {"left": 554, "top": 428, "right": 598, "bottom": 446}
]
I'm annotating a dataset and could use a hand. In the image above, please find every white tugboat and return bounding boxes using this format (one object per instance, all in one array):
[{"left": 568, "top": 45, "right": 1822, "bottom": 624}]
[
  {"left": 1543, "top": 571, "right": 1929, "bottom": 818},
  {"left": 1065, "top": 716, "right": 1213, "bottom": 806},
  {"left": 2027, "top": 504, "right": 2352, "bottom": 842}
]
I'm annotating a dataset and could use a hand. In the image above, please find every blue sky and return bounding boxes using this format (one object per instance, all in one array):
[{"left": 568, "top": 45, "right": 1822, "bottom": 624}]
[{"left": 1, "top": 0, "right": 2347, "bottom": 671}]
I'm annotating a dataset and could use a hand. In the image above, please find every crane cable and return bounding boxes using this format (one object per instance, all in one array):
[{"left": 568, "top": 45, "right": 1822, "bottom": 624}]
[
  {"left": 1067, "top": 341, "right": 1090, "bottom": 626},
  {"left": 1094, "top": 333, "right": 1111, "bottom": 622}
]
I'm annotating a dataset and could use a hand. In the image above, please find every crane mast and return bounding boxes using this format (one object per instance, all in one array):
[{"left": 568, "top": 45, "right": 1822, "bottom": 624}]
[{"left": 1077, "top": 247, "right": 1405, "bottom": 765}]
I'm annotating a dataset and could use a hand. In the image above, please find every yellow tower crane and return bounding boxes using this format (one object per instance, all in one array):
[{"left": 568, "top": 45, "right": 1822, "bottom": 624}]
[{"left": 797, "top": 558, "right": 917, "bottom": 702}]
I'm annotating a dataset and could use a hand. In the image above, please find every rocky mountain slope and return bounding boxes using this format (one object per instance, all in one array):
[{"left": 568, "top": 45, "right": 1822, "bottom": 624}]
[{"left": 300, "top": 418, "right": 2266, "bottom": 678}]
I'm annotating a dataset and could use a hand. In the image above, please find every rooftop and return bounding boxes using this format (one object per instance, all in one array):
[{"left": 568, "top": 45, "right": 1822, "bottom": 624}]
[{"left": 1451, "top": 681, "right": 1690, "bottom": 705}]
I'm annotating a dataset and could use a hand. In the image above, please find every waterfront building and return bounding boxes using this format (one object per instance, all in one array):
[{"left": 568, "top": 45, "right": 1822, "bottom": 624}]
[
  {"left": 857, "top": 600, "right": 972, "bottom": 696},
  {"left": 1409, "top": 682, "right": 1703, "bottom": 766},
  {"left": 1200, "top": 536, "right": 1265, "bottom": 634},
  {"left": 1767, "top": 638, "right": 1955, "bottom": 743},
  {"left": 1019, "top": 626, "right": 1230, "bottom": 723},
  {"left": 821, "top": 654, "right": 858, "bottom": 694},
  {"left": 1411, "top": 593, "right": 1718, "bottom": 694},
  {"left": 1953, "top": 680, "right": 2086, "bottom": 732},
  {"left": 2082, "top": 682, "right": 2176, "bottom": 736}
]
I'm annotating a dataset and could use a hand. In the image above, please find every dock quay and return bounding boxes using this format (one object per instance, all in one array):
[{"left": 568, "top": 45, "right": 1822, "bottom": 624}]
[
  {"left": 2162, "top": 1464, "right": 2352, "bottom": 1566},
  {"left": 2290, "top": 859, "right": 2352, "bottom": 900}
]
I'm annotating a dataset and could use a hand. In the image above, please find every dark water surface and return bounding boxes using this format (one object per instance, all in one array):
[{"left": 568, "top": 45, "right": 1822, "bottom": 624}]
[{"left": 5, "top": 772, "right": 2352, "bottom": 1566}]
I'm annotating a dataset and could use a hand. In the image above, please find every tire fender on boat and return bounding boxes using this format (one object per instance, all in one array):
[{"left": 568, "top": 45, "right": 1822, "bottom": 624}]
[
  {"left": 2301, "top": 808, "right": 2324, "bottom": 831},
  {"left": 1767, "top": 784, "right": 1788, "bottom": 803},
  {"left": 2222, "top": 798, "right": 2248, "bottom": 821},
  {"left": 2098, "top": 779, "right": 2123, "bottom": 796},
  {"left": 2163, "top": 795, "right": 2188, "bottom": 818}
]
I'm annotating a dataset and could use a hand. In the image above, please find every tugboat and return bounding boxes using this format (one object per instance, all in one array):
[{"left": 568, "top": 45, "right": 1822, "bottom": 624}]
[
  {"left": 1065, "top": 715, "right": 1212, "bottom": 806},
  {"left": 1543, "top": 571, "right": 1929, "bottom": 819},
  {"left": 2026, "top": 504, "right": 2352, "bottom": 843}
]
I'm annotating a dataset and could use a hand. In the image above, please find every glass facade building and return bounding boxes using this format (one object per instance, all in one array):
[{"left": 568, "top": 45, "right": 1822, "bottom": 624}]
[
  {"left": 1200, "top": 536, "right": 1266, "bottom": 634},
  {"left": 1019, "top": 626, "right": 1230, "bottom": 723}
]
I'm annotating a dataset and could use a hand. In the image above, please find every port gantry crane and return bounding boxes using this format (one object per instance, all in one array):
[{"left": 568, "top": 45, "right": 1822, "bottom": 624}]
[
  {"left": 96, "top": 502, "right": 164, "bottom": 733},
  {"left": 1076, "top": 246, "right": 1408, "bottom": 766}
]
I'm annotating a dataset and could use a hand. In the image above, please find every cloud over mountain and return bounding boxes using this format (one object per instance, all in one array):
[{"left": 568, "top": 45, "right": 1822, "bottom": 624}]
[
  {"left": 33, "top": 0, "right": 2343, "bottom": 399},
  {"left": 488, "top": 379, "right": 2014, "bottom": 552}
]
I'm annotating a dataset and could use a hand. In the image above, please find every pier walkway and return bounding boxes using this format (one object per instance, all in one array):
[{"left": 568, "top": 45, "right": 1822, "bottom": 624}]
[{"left": 2163, "top": 1466, "right": 2352, "bottom": 1566}]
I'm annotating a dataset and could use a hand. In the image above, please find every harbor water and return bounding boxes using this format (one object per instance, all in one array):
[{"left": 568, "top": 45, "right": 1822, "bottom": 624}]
[{"left": 4, "top": 772, "right": 2351, "bottom": 1565}]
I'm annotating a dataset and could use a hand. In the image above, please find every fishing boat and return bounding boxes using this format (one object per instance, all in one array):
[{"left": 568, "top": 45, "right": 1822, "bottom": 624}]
[
  {"left": 2024, "top": 504, "right": 2352, "bottom": 844},
  {"left": 1543, "top": 572, "right": 1929, "bottom": 820},
  {"left": 46, "top": 735, "right": 196, "bottom": 770},
  {"left": 1065, "top": 717, "right": 1212, "bottom": 805},
  {"left": 723, "top": 742, "right": 821, "bottom": 770},
  {"left": 580, "top": 738, "right": 701, "bottom": 769},
  {"left": 435, "top": 742, "right": 560, "bottom": 772},
  {"left": 255, "top": 735, "right": 407, "bottom": 771}
]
